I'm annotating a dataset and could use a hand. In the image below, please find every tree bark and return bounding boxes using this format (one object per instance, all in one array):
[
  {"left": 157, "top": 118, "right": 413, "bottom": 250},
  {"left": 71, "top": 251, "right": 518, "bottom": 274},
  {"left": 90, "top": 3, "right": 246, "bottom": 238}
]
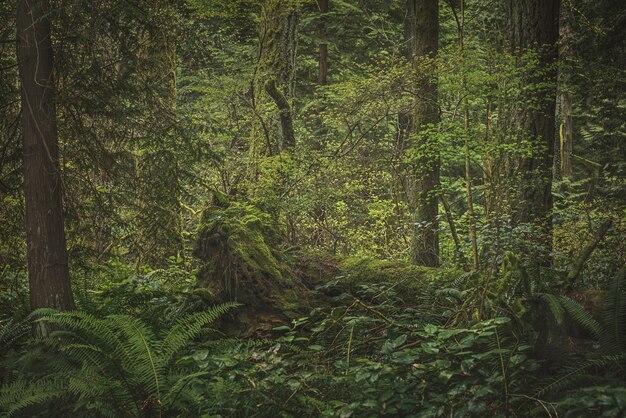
[
  {"left": 506, "top": 0, "right": 559, "bottom": 264},
  {"left": 405, "top": 0, "right": 440, "bottom": 267},
  {"left": 255, "top": 0, "right": 298, "bottom": 152},
  {"left": 17, "top": 0, "right": 74, "bottom": 312},
  {"left": 557, "top": 0, "right": 574, "bottom": 179},
  {"left": 318, "top": 0, "right": 328, "bottom": 85}
]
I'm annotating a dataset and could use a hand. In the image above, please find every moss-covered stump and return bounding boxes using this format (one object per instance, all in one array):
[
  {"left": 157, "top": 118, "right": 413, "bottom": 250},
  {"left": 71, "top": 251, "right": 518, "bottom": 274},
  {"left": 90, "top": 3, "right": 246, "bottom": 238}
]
[{"left": 193, "top": 195, "right": 308, "bottom": 335}]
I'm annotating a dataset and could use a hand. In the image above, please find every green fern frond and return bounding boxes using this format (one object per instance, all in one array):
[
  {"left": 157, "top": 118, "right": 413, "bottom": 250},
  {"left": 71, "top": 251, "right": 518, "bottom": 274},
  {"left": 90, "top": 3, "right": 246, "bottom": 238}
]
[
  {"left": 163, "top": 370, "right": 209, "bottom": 406},
  {"left": 1, "top": 305, "right": 239, "bottom": 417},
  {"left": 158, "top": 302, "right": 238, "bottom": 367},
  {"left": 66, "top": 367, "right": 137, "bottom": 415},
  {"left": 536, "top": 293, "right": 565, "bottom": 326},
  {"left": 558, "top": 295, "right": 603, "bottom": 340},
  {"left": 0, "top": 317, "right": 31, "bottom": 352},
  {"left": 602, "top": 269, "right": 626, "bottom": 351},
  {"left": 58, "top": 342, "right": 110, "bottom": 370},
  {"left": 436, "top": 288, "right": 465, "bottom": 302},
  {"left": 0, "top": 378, "right": 67, "bottom": 417},
  {"left": 40, "top": 311, "right": 132, "bottom": 364},
  {"left": 107, "top": 315, "right": 162, "bottom": 399},
  {"left": 453, "top": 272, "right": 475, "bottom": 289},
  {"left": 535, "top": 352, "right": 626, "bottom": 398}
]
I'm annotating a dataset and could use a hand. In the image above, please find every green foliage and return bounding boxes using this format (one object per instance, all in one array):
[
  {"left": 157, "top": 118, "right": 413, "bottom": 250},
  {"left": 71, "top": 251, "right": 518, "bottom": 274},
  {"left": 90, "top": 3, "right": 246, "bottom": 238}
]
[
  {"left": 0, "top": 303, "right": 236, "bottom": 417},
  {"left": 0, "top": 269, "right": 29, "bottom": 321},
  {"left": 0, "top": 0, "right": 624, "bottom": 416},
  {"left": 168, "top": 280, "right": 540, "bottom": 417},
  {"left": 533, "top": 271, "right": 626, "bottom": 399},
  {"left": 552, "top": 386, "right": 626, "bottom": 418},
  {"left": 0, "top": 316, "right": 31, "bottom": 361},
  {"left": 69, "top": 257, "right": 203, "bottom": 331}
]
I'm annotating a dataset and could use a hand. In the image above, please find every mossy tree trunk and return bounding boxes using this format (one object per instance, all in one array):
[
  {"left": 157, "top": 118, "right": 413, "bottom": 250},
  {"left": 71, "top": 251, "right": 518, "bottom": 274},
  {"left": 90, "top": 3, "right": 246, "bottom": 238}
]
[
  {"left": 194, "top": 198, "right": 307, "bottom": 335},
  {"left": 251, "top": 0, "right": 298, "bottom": 158},
  {"left": 405, "top": 0, "right": 440, "bottom": 267}
]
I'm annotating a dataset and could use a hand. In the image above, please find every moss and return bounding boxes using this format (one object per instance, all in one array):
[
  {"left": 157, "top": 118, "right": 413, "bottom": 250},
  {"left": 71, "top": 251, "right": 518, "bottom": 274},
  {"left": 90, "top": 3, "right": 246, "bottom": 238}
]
[
  {"left": 334, "top": 256, "right": 458, "bottom": 299},
  {"left": 193, "top": 197, "right": 306, "bottom": 320}
]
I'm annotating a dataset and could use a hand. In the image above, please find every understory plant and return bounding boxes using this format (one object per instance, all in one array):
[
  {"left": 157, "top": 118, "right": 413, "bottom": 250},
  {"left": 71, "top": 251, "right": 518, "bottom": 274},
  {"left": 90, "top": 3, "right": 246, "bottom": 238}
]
[{"left": 0, "top": 303, "right": 236, "bottom": 417}]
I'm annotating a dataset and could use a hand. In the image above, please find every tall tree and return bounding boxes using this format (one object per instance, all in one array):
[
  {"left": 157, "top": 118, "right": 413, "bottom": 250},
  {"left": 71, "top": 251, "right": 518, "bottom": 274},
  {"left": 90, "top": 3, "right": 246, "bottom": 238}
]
[
  {"left": 557, "top": 0, "right": 574, "bottom": 179},
  {"left": 16, "top": 0, "right": 74, "bottom": 311},
  {"left": 506, "top": 0, "right": 559, "bottom": 263},
  {"left": 449, "top": 0, "right": 478, "bottom": 270},
  {"left": 405, "top": 0, "right": 440, "bottom": 266},
  {"left": 254, "top": 0, "right": 297, "bottom": 154},
  {"left": 318, "top": 0, "right": 328, "bottom": 85}
]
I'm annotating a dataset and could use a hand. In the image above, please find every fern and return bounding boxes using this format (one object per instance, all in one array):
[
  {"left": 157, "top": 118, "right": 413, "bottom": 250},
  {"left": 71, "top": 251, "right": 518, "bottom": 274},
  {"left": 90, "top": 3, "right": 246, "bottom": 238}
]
[
  {"left": 602, "top": 269, "right": 626, "bottom": 352},
  {"left": 0, "top": 378, "right": 67, "bottom": 417},
  {"left": 534, "top": 271, "right": 626, "bottom": 401},
  {"left": 0, "top": 317, "right": 31, "bottom": 353},
  {"left": 159, "top": 302, "right": 238, "bottom": 368},
  {"left": 0, "top": 303, "right": 237, "bottom": 417},
  {"left": 536, "top": 293, "right": 565, "bottom": 326},
  {"left": 558, "top": 295, "right": 603, "bottom": 339},
  {"left": 535, "top": 353, "right": 626, "bottom": 397}
]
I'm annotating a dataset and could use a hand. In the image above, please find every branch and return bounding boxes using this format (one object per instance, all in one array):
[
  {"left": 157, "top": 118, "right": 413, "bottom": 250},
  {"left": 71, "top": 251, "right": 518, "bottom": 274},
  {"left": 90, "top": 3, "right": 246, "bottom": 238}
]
[
  {"left": 265, "top": 79, "right": 295, "bottom": 149},
  {"left": 565, "top": 219, "right": 613, "bottom": 292}
]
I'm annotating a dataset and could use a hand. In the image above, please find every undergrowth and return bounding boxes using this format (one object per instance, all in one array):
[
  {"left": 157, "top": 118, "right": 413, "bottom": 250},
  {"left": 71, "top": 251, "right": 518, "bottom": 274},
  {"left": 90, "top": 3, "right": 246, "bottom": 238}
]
[{"left": 1, "top": 265, "right": 624, "bottom": 417}]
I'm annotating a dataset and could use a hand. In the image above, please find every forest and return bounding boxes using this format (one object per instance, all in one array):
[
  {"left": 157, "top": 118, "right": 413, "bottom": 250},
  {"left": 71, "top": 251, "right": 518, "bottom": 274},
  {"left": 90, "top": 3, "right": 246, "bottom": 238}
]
[{"left": 0, "top": 0, "right": 625, "bottom": 416}]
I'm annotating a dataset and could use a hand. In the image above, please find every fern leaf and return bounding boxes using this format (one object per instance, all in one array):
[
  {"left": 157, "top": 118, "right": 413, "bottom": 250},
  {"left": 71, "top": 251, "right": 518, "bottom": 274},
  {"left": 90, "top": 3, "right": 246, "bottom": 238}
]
[
  {"left": 158, "top": 302, "right": 238, "bottom": 367},
  {"left": 536, "top": 293, "right": 565, "bottom": 326},
  {"left": 559, "top": 295, "right": 602, "bottom": 340},
  {"left": 602, "top": 269, "right": 626, "bottom": 351},
  {"left": 0, "top": 378, "right": 67, "bottom": 417}
]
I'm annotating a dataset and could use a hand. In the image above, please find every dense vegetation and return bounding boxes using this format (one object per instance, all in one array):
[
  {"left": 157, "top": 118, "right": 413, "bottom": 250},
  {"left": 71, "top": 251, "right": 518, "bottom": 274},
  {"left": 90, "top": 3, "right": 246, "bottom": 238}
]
[{"left": 0, "top": 0, "right": 625, "bottom": 416}]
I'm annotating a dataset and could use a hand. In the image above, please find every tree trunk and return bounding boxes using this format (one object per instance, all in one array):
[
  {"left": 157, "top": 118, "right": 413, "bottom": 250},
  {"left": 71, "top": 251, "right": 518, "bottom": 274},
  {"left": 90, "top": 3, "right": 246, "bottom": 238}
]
[
  {"left": 318, "top": 0, "right": 328, "bottom": 85},
  {"left": 506, "top": 0, "right": 559, "bottom": 264},
  {"left": 405, "top": 0, "right": 440, "bottom": 267},
  {"left": 557, "top": 0, "right": 574, "bottom": 179},
  {"left": 17, "top": 0, "right": 74, "bottom": 313},
  {"left": 454, "top": 0, "right": 479, "bottom": 271},
  {"left": 255, "top": 0, "right": 298, "bottom": 152}
]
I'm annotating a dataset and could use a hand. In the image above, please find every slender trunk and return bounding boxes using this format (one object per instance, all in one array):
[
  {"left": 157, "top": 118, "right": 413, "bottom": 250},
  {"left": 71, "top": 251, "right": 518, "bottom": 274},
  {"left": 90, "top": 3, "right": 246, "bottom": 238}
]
[
  {"left": 17, "top": 0, "right": 74, "bottom": 314},
  {"left": 456, "top": 1, "right": 479, "bottom": 270},
  {"left": 557, "top": 0, "right": 574, "bottom": 179},
  {"left": 406, "top": 0, "right": 440, "bottom": 267},
  {"left": 559, "top": 93, "right": 573, "bottom": 178},
  {"left": 465, "top": 141, "right": 478, "bottom": 270},
  {"left": 318, "top": 0, "right": 328, "bottom": 85},
  {"left": 483, "top": 100, "right": 494, "bottom": 217},
  {"left": 440, "top": 194, "right": 466, "bottom": 268},
  {"left": 564, "top": 219, "right": 612, "bottom": 292}
]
